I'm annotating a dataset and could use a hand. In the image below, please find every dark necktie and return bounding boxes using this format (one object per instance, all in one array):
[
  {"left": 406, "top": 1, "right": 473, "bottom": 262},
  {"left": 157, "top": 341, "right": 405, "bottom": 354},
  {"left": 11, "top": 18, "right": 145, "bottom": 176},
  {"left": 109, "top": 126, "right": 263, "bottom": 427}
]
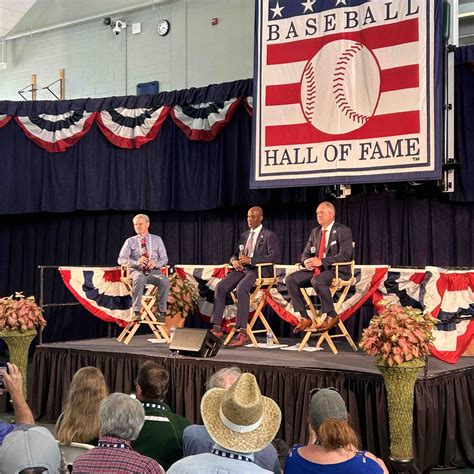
[
  {"left": 313, "top": 229, "right": 327, "bottom": 276},
  {"left": 140, "top": 237, "right": 150, "bottom": 275}
]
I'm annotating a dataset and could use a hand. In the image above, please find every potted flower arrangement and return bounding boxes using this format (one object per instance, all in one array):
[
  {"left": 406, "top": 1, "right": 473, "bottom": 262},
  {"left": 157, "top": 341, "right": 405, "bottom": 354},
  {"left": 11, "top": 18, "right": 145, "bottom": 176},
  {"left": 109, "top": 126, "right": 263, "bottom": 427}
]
[
  {"left": 0, "top": 292, "right": 46, "bottom": 332},
  {"left": 360, "top": 301, "right": 437, "bottom": 470},
  {"left": 164, "top": 273, "right": 198, "bottom": 333},
  {"left": 0, "top": 292, "right": 46, "bottom": 393}
]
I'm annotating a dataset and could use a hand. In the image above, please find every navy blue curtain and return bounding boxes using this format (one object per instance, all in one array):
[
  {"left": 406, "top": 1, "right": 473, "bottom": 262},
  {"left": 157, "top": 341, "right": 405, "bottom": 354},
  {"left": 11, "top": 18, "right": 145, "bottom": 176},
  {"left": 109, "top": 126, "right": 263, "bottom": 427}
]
[{"left": 454, "top": 46, "right": 474, "bottom": 202}]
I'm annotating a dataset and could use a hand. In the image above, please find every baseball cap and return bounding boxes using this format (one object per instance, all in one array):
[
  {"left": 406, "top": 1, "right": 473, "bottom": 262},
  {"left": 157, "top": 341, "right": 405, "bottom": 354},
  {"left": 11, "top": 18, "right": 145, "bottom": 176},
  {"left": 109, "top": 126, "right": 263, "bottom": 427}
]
[
  {"left": 0, "top": 425, "right": 61, "bottom": 474},
  {"left": 309, "top": 387, "right": 348, "bottom": 428}
]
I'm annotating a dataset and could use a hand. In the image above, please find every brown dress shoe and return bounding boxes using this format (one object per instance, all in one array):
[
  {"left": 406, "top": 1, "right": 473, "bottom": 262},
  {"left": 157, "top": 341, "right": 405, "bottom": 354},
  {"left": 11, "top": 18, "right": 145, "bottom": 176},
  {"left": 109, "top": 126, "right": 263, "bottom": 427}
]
[
  {"left": 229, "top": 332, "right": 250, "bottom": 347},
  {"left": 315, "top": 315, "right": 340, "bottom": 332},
  {"left": 293, "top": 318, "right": 314, "bottom": 333},
  {"left": 210, "top": 328, "right": 225, "bottom": 339}
]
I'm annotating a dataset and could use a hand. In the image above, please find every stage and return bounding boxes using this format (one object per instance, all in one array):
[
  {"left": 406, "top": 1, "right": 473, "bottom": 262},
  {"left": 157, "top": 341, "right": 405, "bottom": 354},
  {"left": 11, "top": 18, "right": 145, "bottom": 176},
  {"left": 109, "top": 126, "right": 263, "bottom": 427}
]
[{"left": 30, "top": 334, "right": 473, "bottom": 473}]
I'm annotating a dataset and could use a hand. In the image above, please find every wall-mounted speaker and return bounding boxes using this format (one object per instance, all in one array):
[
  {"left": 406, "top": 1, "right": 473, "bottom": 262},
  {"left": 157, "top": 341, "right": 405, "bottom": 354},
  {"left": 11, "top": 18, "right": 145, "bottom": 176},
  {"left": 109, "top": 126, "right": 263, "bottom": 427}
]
[{"left": 169, "top": 328, "right": 222, "bottom": 358}]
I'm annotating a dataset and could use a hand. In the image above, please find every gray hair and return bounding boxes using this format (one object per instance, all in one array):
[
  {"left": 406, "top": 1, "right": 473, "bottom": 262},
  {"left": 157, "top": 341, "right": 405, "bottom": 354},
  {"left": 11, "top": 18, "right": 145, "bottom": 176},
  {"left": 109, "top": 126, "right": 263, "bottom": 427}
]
[
  {"left": 99, "top": 393, "right": 145, "bottom": 441},
  {"left": 206, "top": 366, "right": 242, "bottom": 390},
  {"left": 318, "top": 201, "right": 335, "bottom": 214},
  {"left": 133, "top": 214, "right": 150, "bottom": 224}
]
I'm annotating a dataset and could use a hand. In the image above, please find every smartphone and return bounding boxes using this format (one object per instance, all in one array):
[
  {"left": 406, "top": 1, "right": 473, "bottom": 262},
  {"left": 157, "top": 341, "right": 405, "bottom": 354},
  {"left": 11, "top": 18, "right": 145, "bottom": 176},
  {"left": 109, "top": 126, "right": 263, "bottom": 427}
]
[{"left": 0, "top": 363, "right": 8, "bottom": 389}]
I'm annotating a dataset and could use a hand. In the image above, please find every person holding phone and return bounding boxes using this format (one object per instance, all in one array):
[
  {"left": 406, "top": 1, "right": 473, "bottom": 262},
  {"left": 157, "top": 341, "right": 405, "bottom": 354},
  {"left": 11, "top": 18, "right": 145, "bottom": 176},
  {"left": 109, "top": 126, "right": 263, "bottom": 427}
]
[{"left": 0, "top": 363, "right": 35, "bottom": 445}]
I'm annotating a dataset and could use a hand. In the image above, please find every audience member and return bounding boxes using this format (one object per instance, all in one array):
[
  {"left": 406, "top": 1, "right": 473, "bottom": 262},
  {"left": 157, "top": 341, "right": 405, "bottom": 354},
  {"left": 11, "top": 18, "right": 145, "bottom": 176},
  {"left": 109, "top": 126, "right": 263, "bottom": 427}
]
[
  {"left": 183, "top": 366, "right": 281, "bottom": 473},
  {"left": 0, "top": 425, "right": 61, "bottom": 473},
  {"left": 73, "top": 392, "right": 164, "bottom": 473},
  {"left": 132, "top": 361, "right": 190, "bottom": 470},
  {"left": 285, "top": 388, "right": 388, "bottom": 473},
  {"left": 168, "top": 372, "right": 281, "bottom": 473},
  {"left": 56, "top": 366, "right": 108, "bottom": 445},
  {"left": 0, "top": 362, "right": 34, "bottom": 445}
]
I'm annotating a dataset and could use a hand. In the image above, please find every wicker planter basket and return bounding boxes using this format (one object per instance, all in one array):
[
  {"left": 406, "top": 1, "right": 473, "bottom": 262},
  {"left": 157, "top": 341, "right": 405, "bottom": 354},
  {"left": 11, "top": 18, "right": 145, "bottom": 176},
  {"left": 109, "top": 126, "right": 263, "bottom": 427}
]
[
  {"left": 0, "top": 328, "right": 37, "bottom": 394},
  {"left": 376, "top": 357, "right": 425, "bottom": 461}
]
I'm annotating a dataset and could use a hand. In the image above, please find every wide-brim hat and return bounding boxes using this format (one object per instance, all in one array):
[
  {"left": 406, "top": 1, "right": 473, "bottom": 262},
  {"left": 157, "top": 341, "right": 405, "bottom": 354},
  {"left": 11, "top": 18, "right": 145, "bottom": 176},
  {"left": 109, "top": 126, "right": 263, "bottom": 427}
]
[{"left": 201, "top": 373, "right": 281, "bottom": 453}]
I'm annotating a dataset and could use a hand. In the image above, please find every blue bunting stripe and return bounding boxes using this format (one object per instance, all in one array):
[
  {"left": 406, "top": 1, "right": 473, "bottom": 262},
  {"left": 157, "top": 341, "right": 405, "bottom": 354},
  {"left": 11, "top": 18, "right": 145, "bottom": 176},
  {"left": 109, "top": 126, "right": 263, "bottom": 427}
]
[
  {"left": 15, "top": 111, "right": 96, "bottom": 153},
  {"left": 170, "top": 98, "right": 241, "bottom": 141},
  {"left": 59, "top": 266, "right": 132, "bottom": 327},
  {"left": 96, "top": 105, "right": 171, "bottom": 149},
  {"left": 0, "top": 114, "right": 11, "bottom": 128}
]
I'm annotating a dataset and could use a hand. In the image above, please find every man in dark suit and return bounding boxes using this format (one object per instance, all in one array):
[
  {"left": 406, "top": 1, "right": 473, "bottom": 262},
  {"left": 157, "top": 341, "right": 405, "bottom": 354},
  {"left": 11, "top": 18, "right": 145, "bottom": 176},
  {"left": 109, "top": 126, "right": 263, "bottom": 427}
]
[
  {"left": 286, "top": 201, "right": 353, "bottom": 332},
  {"left": 211, "top": 206, "right": 281, "bottom": 347}
]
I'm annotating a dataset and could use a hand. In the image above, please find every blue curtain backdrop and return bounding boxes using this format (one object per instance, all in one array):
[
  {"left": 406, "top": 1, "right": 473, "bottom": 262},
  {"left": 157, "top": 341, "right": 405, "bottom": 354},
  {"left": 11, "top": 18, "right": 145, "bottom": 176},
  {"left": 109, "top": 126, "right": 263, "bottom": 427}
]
[{"left": 455, "top": 46, "right": 474, "bottom": 202}]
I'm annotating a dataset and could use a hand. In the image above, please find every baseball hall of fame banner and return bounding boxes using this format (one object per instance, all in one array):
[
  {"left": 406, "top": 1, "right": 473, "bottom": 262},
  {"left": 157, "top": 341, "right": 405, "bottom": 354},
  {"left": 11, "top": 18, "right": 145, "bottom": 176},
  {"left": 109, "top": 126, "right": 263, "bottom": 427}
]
[{"left": 252, "top": 0, "right": 442, "bottom": 188}]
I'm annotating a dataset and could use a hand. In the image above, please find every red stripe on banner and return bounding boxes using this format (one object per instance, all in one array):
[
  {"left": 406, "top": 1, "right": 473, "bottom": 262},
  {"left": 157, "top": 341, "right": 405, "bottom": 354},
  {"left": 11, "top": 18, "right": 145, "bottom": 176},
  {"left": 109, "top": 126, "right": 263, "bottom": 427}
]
[
  {"left": 379, "top": 65, "right": 419, "bottom": 93},
  {"left": 0, "top": 116, "right": 11, "bottom": 128},
  {"left": 265, "top": 64, "right": 419, "bottom": 106},
  {"left": 14, "top": 113, "right": 97, "bottom": 153},
  {"left": 265, "top": 111, "right": 420, "bottom": 146},
  {"left": 266, "top": 83, "right": 301, "bottom": 106},
  {"left": 174, "top": 267, "right": 187, "bottom": 280},
  {"left": 103, "top": 269, "right": 122, "bottom": 282},
  {"left": 170, "top": 99, "right": 241, "bottom": 141},
  {"left": 430, "top": 320, "right": 474, "bottom": 364},
  {"left": 339, "top": 267, "right": 389, "bottom": 322},
  {"left": 96, "top": 106, "right": 170, "bottom": 149},
  {"left": 266, "top": 295, "right": 300, "bottom": 327},
  {"left": 58, "top": 269, "right": 128, "bottom": 327},
  {"left": 212, "top": 267, "right": 229, "bottom": 279},
  {"left": 267, "top": 19, "right": 419, "bottom": 65},
  {"left": 409, "top": 272, "right": 426, "bottom": 285}
]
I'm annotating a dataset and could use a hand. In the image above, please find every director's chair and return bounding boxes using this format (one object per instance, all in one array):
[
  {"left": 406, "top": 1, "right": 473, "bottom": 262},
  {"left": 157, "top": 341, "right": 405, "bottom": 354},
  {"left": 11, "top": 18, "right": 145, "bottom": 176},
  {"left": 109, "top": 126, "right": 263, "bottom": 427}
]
[
  {"left": 117, "top": 265, "right": 170, "bottom": 345},
  {"left": 298, "top": 259, "right": 358, "bottom": 354},
  {"left": 223, "top": 263, "right": 280, "bottom": 348}
]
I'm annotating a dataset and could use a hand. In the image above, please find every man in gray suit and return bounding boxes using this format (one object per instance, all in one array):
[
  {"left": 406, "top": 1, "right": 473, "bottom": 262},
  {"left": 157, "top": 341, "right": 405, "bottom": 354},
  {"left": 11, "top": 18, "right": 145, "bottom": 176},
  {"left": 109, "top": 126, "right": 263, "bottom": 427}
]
[
  {"left": 286, "top": 201, "right": 353, "bottom": 332},
  {"left": 211, "top": 206, "right": 281, "bottom": 347}
]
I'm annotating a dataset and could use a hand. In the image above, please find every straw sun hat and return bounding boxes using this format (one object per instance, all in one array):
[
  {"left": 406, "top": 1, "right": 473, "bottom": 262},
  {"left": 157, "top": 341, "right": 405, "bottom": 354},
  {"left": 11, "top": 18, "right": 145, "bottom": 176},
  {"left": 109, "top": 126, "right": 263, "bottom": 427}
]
[{"left": 201, "top": 373, "right": 281, "bottom": 453}]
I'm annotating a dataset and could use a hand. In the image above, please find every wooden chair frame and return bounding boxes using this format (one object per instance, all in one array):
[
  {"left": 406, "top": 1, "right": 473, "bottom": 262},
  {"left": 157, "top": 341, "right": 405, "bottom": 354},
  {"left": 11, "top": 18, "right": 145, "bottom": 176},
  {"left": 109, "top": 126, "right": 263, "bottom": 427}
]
[
  {"left": 117, "top": 265, "right": 170, "bottom": 345},
  {"left": 298, "top": 260, "right": 358, "bottom": 354},
  {"left": 223, "top": 263, "right": 279, "bottom": 348}
]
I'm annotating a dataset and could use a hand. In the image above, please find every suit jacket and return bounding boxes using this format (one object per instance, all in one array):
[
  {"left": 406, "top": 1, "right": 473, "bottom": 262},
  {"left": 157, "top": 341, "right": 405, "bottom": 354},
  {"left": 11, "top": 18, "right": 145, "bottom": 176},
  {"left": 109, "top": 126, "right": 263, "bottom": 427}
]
[
  {"left": 230, "top": 227, "right": 281, "bottom": 277},
  {"left": 301, "top": 222, "right": 353, "bottom": 277}
]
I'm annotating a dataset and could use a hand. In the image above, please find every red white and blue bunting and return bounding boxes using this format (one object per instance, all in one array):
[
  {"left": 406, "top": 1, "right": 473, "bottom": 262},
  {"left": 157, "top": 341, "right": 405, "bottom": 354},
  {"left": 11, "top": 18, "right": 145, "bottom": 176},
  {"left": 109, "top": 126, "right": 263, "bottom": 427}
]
[
  {"left": 5, "top": 98, "right": 248, "bottom": 151},
  {"left": 15, "top": 111, "right": 96, "bottom": 153},
  {"left": 96, "top": 105, "right": 170, "bottom": 149},
  {"left": 0, "top": 114, "right": 11, "bottom": 128},
  {"left": 59, "top": 264, "right": 473, "bottom": 363},
  {"left": 59, "top": 266, "right": 132, "bottom": 327},
  {"left": 170, "top": 98, "right": 241, "bottom": 141}
]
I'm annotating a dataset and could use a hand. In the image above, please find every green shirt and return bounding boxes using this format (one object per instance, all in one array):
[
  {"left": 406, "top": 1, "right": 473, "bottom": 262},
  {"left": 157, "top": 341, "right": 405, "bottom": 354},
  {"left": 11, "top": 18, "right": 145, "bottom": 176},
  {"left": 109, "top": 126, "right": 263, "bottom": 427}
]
[{"left": 132, "top": 401, "right": 191, "bottom": 471}]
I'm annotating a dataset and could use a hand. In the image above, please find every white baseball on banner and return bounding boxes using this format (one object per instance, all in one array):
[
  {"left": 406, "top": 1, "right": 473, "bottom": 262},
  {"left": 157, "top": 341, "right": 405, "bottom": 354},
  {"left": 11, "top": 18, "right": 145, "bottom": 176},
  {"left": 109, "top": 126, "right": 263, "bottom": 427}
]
[{"left": 300, "top": 39, "right": 381, "bottom": 135}]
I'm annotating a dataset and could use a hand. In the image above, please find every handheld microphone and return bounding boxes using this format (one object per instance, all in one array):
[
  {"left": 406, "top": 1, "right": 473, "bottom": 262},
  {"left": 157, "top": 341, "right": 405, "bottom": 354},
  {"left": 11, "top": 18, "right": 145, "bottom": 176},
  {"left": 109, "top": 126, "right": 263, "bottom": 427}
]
[
  {"left": 310, "top": 246, "right": 316, "bottom": 256},
  {"left": 239, "top": 244, "right": 244, "bottom": 257}
]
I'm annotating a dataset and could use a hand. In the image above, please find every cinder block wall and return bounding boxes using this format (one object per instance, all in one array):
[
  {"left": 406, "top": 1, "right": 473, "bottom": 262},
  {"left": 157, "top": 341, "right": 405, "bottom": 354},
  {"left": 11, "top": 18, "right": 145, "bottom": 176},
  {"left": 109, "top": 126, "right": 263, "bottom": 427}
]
[{"left": 0, "top": 0, "right": 254, "bottom": 100}]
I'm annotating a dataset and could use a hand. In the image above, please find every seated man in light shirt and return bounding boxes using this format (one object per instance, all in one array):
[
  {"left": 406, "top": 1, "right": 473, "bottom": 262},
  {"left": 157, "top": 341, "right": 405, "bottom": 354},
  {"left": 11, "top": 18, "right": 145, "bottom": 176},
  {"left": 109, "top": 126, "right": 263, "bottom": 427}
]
[{"left": 118, "top": 214, "right": 170, "bottom": 322}]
